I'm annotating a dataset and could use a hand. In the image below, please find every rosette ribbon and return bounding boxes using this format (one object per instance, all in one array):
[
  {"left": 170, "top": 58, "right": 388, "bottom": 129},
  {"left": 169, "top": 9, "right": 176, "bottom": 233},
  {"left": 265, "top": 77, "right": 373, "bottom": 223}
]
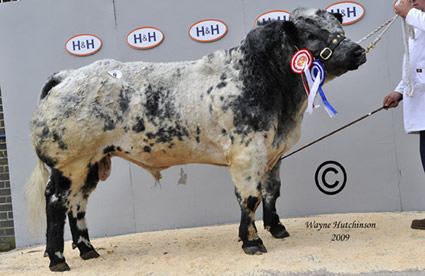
[{"left": 309, "top": 60, "right": 338, "bottom": 117}]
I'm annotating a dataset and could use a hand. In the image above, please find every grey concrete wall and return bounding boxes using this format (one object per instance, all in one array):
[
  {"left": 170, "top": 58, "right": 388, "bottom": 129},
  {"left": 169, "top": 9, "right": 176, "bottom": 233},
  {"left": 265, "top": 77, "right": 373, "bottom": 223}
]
[{"left": 0, "top": 0, "right": 422, "bottom": 249}]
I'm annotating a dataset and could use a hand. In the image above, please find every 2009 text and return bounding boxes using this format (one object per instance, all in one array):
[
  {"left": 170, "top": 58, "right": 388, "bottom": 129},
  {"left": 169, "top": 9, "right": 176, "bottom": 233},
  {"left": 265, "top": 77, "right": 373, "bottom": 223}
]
[{"left": 331, "top": 234, "right": 350, "bottom": 241}]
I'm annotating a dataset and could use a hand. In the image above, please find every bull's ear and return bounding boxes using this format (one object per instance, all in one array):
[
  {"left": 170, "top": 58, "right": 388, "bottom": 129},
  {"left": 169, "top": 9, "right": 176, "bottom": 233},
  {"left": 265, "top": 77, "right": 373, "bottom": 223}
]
[
  {"left": 331, "top": 13, "right": 343, "bottom": 24},
  {"left": 245, "top": 21, "right": 285, "bottom": 52},
  {"left": 245, "top": 20, "right": 298, "bottom": 53}
]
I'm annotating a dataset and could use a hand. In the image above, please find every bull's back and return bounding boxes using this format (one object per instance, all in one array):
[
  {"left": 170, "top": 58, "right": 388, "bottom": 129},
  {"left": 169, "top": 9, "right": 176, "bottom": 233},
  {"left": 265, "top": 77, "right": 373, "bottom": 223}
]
[{"left": 30, "top": 57, "right": 235, "bottom": 169}]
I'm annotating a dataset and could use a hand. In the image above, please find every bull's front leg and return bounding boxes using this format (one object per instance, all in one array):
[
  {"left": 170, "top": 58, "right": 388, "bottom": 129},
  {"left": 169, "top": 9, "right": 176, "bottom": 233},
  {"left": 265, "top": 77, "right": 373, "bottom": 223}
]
[
  {"left": 230, "top": 142, "right": 268, "bottom": 255},
  {"left": 261, "top": 160, "right": 290, "bottom": 239}
]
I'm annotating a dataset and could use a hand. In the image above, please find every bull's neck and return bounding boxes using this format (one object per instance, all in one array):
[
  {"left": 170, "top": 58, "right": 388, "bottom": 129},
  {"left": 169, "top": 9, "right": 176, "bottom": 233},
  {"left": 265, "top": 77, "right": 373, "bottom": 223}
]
[{"left": 237, "top": 42, "right": 308, "bottom": 145}]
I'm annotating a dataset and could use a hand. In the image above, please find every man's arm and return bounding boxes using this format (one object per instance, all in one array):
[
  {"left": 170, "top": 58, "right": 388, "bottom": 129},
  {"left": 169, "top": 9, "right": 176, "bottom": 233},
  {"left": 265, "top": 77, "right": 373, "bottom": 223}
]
[{"left": 406, "top": 8, "right": 425, "bottom": 32}]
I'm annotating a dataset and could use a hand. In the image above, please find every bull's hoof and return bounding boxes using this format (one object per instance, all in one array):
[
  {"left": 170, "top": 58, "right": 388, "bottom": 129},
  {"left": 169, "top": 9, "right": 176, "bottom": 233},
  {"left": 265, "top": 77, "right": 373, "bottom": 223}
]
[
  {"left": 242, "top": 239, "right": 267, "bottom": 255},
  {"left": 80, "top": 249, "right": 100, "bottom": 260},
  {"left": 49, "top": 262, "right": 70, "bottom": 272},
  {"left": 269, "top": 224, "right": 290, "bottom": 239}
]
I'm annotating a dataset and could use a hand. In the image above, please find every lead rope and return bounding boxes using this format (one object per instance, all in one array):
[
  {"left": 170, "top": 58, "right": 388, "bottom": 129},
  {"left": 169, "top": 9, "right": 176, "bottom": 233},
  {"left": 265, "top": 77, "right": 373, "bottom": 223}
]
[
  {"left": 402, "top": 18, "right": 414, "bottom": 96},
  {"left": 356, "top": 14, "right": 413, "bottom": 96},
  {"left": 356, "top": 14, "right": 399, "bottom": 53},
  {"left": 279, "top": 105, "right": 388, "bottom": 161}
]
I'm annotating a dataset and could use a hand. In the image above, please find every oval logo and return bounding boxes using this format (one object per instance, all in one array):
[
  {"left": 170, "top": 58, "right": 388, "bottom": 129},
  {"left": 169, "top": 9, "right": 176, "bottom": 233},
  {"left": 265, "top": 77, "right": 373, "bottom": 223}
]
[
  {"left": 255, "top": 10, "right": 290, "bottom": 25},
  {"left": 325, "top": 1, "right": 365, "bottom": 25},
  {"left": 127, "top": 27, "right": 164, "bottom": 50},
  {"left": 189, "top": 19, "right": 227, "bottom": 43},
  {"left": 65, "top": 34, "right": 102, "bottom": 56}
]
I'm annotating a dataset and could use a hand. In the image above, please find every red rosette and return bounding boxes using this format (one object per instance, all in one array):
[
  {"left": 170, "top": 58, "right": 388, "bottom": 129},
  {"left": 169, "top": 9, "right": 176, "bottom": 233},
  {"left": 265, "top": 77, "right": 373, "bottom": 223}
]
[{"left": 291, "top": 49, "right": 313, "bottom": 74}]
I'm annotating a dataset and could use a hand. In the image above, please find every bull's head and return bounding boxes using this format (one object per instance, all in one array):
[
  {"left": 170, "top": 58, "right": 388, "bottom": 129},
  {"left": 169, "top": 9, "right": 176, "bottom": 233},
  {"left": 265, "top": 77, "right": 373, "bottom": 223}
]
[{"left": 290, "top": 8, "right": 366, "bottom": 80}]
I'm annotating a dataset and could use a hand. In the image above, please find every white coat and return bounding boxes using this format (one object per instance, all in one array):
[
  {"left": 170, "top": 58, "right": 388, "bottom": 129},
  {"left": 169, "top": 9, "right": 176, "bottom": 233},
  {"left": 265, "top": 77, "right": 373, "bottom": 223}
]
[{"left": 395, "top": 8, "right": 425, "bottom": 133}]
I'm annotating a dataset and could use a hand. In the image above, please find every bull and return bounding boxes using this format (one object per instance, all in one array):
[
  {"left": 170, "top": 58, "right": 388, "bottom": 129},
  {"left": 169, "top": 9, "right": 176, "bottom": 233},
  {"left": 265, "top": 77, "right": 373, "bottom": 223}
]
[{"left": 26, "top": 8, "right": 366, "bottom": 271}]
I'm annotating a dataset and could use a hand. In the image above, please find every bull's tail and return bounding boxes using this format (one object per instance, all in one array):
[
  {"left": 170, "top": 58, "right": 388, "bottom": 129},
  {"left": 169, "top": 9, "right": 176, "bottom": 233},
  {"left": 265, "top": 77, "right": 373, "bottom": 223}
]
[{"left": 25, "top": 158, "right": 49, "bottom": 235}]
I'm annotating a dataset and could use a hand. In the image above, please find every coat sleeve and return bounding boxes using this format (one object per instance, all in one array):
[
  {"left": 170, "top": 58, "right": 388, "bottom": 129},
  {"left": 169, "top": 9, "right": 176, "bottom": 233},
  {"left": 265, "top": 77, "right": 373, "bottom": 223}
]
[
  {"left": 395, "top": 79, "right": 405, "bottom": 94},
  {"left": 406, "top": 8, "right": 425, "bottom": 32}
]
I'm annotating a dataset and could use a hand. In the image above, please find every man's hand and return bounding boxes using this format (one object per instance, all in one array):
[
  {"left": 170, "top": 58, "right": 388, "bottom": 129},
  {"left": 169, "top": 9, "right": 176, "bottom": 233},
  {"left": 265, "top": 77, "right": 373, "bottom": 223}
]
[
  {"left": 383, "top": 91, "right": 403, "bottom": 109},
  {"left": 395, "top": 0, "right": 413, "bottom": 18}
]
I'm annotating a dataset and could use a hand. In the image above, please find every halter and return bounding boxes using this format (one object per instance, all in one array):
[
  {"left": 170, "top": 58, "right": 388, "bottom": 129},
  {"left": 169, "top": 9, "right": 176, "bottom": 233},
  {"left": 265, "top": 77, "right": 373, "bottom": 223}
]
[{"left": 316, "top": 33, "right": 346, "bottom": 63}]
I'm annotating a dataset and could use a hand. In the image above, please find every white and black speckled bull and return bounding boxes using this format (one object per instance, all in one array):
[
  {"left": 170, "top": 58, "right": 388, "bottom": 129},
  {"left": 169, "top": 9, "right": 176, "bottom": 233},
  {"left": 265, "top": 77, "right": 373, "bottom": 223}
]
[{"left": 26, "top": 8, "right": 366, "bottom": 271}]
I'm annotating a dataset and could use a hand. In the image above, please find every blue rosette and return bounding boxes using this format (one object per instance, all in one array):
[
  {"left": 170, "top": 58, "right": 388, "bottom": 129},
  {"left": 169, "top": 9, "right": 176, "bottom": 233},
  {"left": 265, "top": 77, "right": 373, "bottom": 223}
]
[{"left": 311, "top": 60, "right": 338, "bottom": 117}]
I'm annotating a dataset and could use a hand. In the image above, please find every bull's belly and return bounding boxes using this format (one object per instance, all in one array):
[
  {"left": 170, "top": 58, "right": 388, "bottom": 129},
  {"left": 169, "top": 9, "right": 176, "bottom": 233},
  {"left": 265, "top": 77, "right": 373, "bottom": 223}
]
[
  {"left": 108, "top": 140, "right": 229, "bottom": 180},
  {"left": 117, "top": 140, "right": 229, "bottom": 168}
]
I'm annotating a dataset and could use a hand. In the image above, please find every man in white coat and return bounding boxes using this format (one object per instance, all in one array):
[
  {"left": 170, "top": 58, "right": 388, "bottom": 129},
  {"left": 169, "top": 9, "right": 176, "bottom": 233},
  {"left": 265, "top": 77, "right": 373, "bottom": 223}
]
[{"left": 384, "top": 0, "right": 425, "bottom": 229}]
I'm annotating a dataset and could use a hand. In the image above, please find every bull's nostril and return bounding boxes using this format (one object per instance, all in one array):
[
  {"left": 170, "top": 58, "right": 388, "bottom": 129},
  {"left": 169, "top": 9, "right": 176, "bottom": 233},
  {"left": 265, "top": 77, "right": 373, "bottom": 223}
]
[{"left": 352, "top": 47, "right": 365, "bottom": 57}]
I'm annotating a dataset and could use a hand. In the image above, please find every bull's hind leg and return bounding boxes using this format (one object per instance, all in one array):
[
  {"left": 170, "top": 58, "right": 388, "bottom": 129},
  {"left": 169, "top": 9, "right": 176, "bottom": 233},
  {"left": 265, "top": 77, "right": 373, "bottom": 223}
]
[
  {"left": 68, "top": 162, "right": 102, "bottom": 260},
  {"left": 261, "top": 160, "right": 289, "bottom": 239},
  {"left": 45, "top": 168, "right": 71, "bottom": 271}
]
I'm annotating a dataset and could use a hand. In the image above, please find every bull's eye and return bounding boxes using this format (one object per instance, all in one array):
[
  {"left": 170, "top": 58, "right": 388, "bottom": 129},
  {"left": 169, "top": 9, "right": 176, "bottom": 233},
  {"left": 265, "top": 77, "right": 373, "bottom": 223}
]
[{"left": 307, "top": 33, "right": 316, "bottom": 40}]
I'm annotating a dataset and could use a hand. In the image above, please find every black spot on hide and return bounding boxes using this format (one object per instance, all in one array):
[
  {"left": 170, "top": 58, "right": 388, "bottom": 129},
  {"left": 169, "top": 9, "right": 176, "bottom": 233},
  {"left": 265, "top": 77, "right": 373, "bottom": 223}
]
[
  {"left": 245, "top": 139, "right": 252, "bottom": 147},
  {"left": 145, "top": 85, "right": 177, "bottom": 121},
  {"left": 103, "top": 116, "right": 116, "bottom": 131},
  {"left": 118, "top": 86, "right": 131, "bottom": 113},
  {"left": 77, "top": 212, "right": 86, "bottom": 220},
  {"left": 52, "top": 131, "right": 67, "bottom": 150},
  {"left": 143, "top": 146, "right": 151, "bottom": 153},
  {"left": 103, "top": 145, "right": 116, "bottom": 154},
  {"left": 82, "top": 163, "right": 100, "bottom": 194},
  {"left": 145, "top": 85, "right": 161, "bottom": 118},
  {"left": 41, "top": 126, "right": 50, "bottom": 139},
  {"left": 207, "top": 86, "right": 213, "bottom": 95},
  {"left": 174, "top": 68, "right": 182, "bottom": 78},
  {"left": 195, "top": 127, "right": 201, "bottom": 143},
  {"left": 50, "top": 168, "right": 71, "bottom": 191},
  {"left": 132, "top": 117, "right": 146, "bottom": 133},
  {"left": 145, "top": 123, "right": 189, "bottom": 144},
  {"left": 90, "top": 101, "right": 118, "bottom": 132},
  {"left": 247, "top": 196, "right": 259, "bottom": 212},
  {"left": 216, "top": 82, "right": 227, "bottom": 89}
]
